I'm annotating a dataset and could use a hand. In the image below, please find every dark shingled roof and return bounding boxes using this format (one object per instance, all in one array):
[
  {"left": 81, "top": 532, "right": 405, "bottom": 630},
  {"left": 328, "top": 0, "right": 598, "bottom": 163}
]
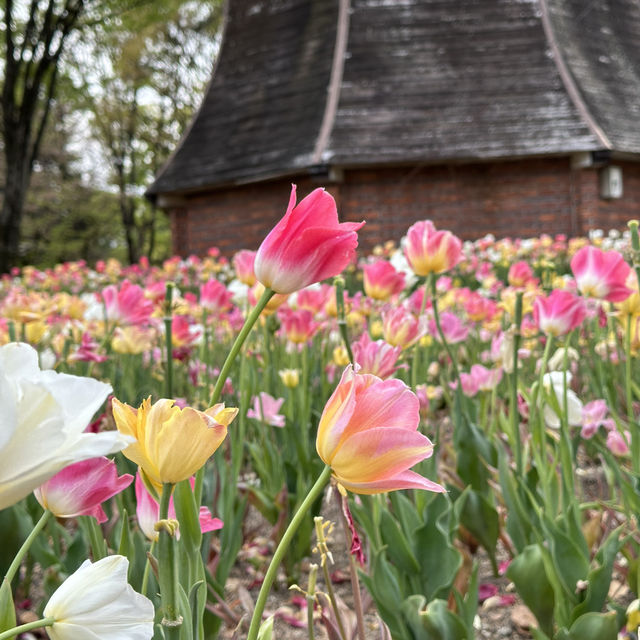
[{"left": 148, "top": 0, "right": 640, "bottom": 197}]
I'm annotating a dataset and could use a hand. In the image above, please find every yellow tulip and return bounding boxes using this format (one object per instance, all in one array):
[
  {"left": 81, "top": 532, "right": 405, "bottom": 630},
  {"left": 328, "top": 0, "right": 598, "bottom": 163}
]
[{"left": 112, "top": 397, "right": 237, "bottom": 488}]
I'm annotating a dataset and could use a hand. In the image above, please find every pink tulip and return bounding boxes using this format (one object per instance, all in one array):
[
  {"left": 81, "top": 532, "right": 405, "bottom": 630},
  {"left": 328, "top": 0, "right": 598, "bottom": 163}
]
[
  {"left": 233, "top": 250, "right": 257, "bottom": 286},
  {"left": 454, "top": 373, "right": 480, "bottom": 397},
  {"left": 508, "top": 261, "right": 536, "bottom": 288},
  {"left": 316, "top": 365, "right": 444, "bottom": 494},
  {"left": 135, "top": 473, "right": 222, "bottom": 541},
  {"left": 464, "top": 292, "right": 498, "bottom": 324},
  {"left": 34, "top": 457, "right": 133, "bottom": 523},
  {"left": 470, "top": 364, "right": 503, "bottom": 391},
  {"left": 351, "top": 332, "right": 404, "bottom": 379},
  {"left": 68, "top": 332, "right": 108, "bottom": 363},
  {"left": 362, "top": 260, "right": 405, "bottom": 301},
  {"left": 570, "top": 245, "right": 632, "bottom": 302},
  {"left": 581, "top": 399, "right": 616, "bottom": 439},
  {"left": 429, "top": 311, "right": 469, "bottom": 344},
  {"left": 199, "top": 279, "right": 233, "bottom": 314},
  {"left": 382, "top": 306, "right": 426, "bottom": 349},
  {"left": 100, "top": 280, "right": 154, "bottom": 326},
  {"left": 606, "top": 430, "right": 630, "bottom": 456},
  {"left": 533, "top": 290, "right": 587, "bottom": 336},
  {"left": 297, "top": 284, "right": 333, "bottom": 315},
  {"left": 404, "top": 220, "right": 462, "bottom": 276},
  {"left": 247, "top": 392, "right": 286, "bottom": 428},
  {"left": 254, "top": 185, "right": 364, "bottom": 294},
  {"left": 279, "top": 308, "right": 319, "bottom": 344}
]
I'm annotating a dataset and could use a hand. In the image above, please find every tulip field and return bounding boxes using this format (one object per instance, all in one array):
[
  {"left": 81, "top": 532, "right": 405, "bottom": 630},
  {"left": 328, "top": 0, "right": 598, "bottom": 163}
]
[{"left": 2, "top": 185, "right": 640, "bottom": 640}]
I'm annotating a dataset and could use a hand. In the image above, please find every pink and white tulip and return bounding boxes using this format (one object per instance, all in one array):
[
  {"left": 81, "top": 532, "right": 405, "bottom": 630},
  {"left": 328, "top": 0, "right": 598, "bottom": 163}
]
[
  {"left": 100, "top": 280, "right": 154, "bottom": 326},
  {"left": 255, "top": 185, "right": 364, "bottom": 294},
  {"left": 570, "top": 245, "right": 632, "bottom": 302},
  {"left": 533, "top": 290, "right": 587, "bottom": 337},
  {"left": 199, "top": 279, "right": 233, "bottom": 314},
  {"left": 34, "top": 457, "right": 133, "bottom": 522},
  {"left": 135, "top": 473, "right": 222, "bottom": 542}
]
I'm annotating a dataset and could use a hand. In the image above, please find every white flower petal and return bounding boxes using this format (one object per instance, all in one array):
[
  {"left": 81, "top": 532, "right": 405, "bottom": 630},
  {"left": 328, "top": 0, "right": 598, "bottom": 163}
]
[
  {"left": 0, "top": 343, "right": 126, "bottom": 511},
  {"left": 44, "top": 556, "right": 154, "bottom": 640}
]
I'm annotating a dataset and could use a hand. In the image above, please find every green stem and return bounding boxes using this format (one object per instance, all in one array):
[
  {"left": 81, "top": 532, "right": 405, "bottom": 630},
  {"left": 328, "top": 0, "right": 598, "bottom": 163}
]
[
  {"left": 322, "top": 558, "right": 349, "bottom": 640},
  {"left": 0, "top": 616, "right": 54, "bottom": 640},
  {"left": 247, "top": 466, "right": 332, "bottom": 640},
  {"left": 411, "top": 277, "right": 431, "bottom": 391},
  {"left": 209, "top": 287, "right": 274, "bottom": 407},
  {"left": 625, "top": 314, "right": 639, "bottom": 474},
  {"left": 81, "top": 515, "right": 107, "bottom": 560},
  {"left": 141, "top": 540, "right": 156, "bottom": 597},
  {"left": 4, "top": 510, "right": 51, "bottom": 584},
  {"left": 196, "top": 287, "right": 275, "bottom": 506},
  {"left": 335, "top": 277, "right": 353, "bottom": 364},
  {"left": 164, "top": 283, "right": 174, "bottom": 399},
  {"left": 335, "top": 492, "right": 366, "bottom": 640},
  {"left": 429, "top": 275, "right": 462, "bottom": 387},
  {"left": 510, "top": 292, "right": 524, "bottom": 475},
  {"left": 158, "top": 483, "right": 181, "bottom": 639},
  {"left": 306, "top": 564, "right": 318, "bottom": 640}
]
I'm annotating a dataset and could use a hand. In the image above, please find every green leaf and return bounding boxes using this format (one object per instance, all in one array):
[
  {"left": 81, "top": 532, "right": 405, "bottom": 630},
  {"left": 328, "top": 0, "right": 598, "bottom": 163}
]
[
  {"left": 454, "top": 488, "right": 499, "bottom": 574},
  {"left": 0, "top": 578, "right": 16, "bottom": 632},
  {"left": 415, "top": 506, "right": 462, "bottom": 601},
  {"left": 389, "top": 491, "right": 421, "bottom": 534},
  {"left": 401, "top": 596, "right": 468, "bottom": 640},
  {"left": 571, "top": 527, "right": 623, "bottom": 622},
  {"left": 540, "top": 516, "right": 589, "bottom": 602},
  {"left": 453, "top": 419, "right": 495, "bottom": 492},
  {"left": 497, "top": 445, "right": 532, "bottom": 553},
  {"left": 117, "top": 508, "right": 131, "bottom": 558},
  {"left": 379, "top": 509, "right": 420, "bottom": 575},
  {"left": 177, "top": 583, "right": 193, "bottom": 640},
  {"left": 174, "top": 480, "right": 202, "bottom": 556},
  {"left": 359, "top": 549, "right": 407, "bottom": 638},
  {"left": 257, "top": 615, "right": 274, "bottom": 640},
  {"left": 507, "top": 544, "right": 555, "bottom": 637},
  {"left": 564, "top": 611, "right": 619, "bottom": 640},
  {"left": 62, "top": 530, "right": 89, "bottom": 575}
]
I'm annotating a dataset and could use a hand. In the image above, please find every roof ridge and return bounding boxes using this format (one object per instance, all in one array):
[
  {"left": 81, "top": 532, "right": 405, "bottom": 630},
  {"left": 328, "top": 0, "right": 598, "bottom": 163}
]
[
  {"left": 312, "top": 0, "right": 350, "bottom": 164},
  {"left": 538, "top": 0, "right": 612, "bottom": 149}
]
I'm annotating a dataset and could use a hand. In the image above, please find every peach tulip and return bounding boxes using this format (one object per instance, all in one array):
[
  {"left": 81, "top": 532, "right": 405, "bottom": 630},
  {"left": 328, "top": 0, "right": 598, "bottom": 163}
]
[{"left": 316, "top": 365, "right": 444, "bottom": 494}]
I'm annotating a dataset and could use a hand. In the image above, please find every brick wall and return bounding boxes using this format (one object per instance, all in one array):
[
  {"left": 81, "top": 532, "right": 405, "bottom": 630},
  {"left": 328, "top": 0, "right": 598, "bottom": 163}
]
[{"left": 169, "top": 157, "right": 640, "bottom": 257}]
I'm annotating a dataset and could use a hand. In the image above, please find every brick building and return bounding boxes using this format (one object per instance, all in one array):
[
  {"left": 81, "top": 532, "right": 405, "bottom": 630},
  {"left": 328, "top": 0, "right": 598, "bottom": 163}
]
[{"left": 147, "top": 0, "right": 640, "bottom": 256}]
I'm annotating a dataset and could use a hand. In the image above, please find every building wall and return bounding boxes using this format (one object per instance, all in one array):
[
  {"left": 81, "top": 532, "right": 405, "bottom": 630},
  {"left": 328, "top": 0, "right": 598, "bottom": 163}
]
[{"left": 169, "top": 157, "right": 640, "bottom": 257}]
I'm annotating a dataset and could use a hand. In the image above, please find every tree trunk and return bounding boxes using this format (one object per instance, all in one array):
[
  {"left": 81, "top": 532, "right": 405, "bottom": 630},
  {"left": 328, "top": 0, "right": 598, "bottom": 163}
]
[{"left": 0, "top": 145, "right": 30, "bottom": 273}]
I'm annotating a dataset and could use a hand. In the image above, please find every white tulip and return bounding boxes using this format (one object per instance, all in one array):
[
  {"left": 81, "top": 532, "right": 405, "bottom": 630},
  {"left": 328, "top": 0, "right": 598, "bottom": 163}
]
[
  {"left": 542, "top": 371, "right": 583, "bottom": 429},
  {"left": 44, "top": 555, "right": 154, "bottom": 640},
  {"left": 0, "top": 343, "right": 131, "bottom": 510}
]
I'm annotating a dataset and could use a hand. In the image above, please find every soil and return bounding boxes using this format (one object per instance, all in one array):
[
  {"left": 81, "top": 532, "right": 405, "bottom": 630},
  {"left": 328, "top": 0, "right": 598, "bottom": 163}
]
[{"left": 217, "top": 496, "right": 534, "bottom": 640}]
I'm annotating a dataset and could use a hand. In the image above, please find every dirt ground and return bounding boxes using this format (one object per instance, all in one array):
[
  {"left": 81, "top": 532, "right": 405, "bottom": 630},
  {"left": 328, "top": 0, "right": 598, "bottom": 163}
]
[{"left": 217, "top": 496, "right": 535, "bottom": 640}]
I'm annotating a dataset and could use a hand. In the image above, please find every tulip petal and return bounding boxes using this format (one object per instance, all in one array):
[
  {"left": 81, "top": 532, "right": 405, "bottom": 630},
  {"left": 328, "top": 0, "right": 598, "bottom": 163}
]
[
  {"left": 331, "top": 427, "right": 434, "bottom": 483},
  {"left": 338, "top": 470, "right": 445, "bottom": 495}
]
